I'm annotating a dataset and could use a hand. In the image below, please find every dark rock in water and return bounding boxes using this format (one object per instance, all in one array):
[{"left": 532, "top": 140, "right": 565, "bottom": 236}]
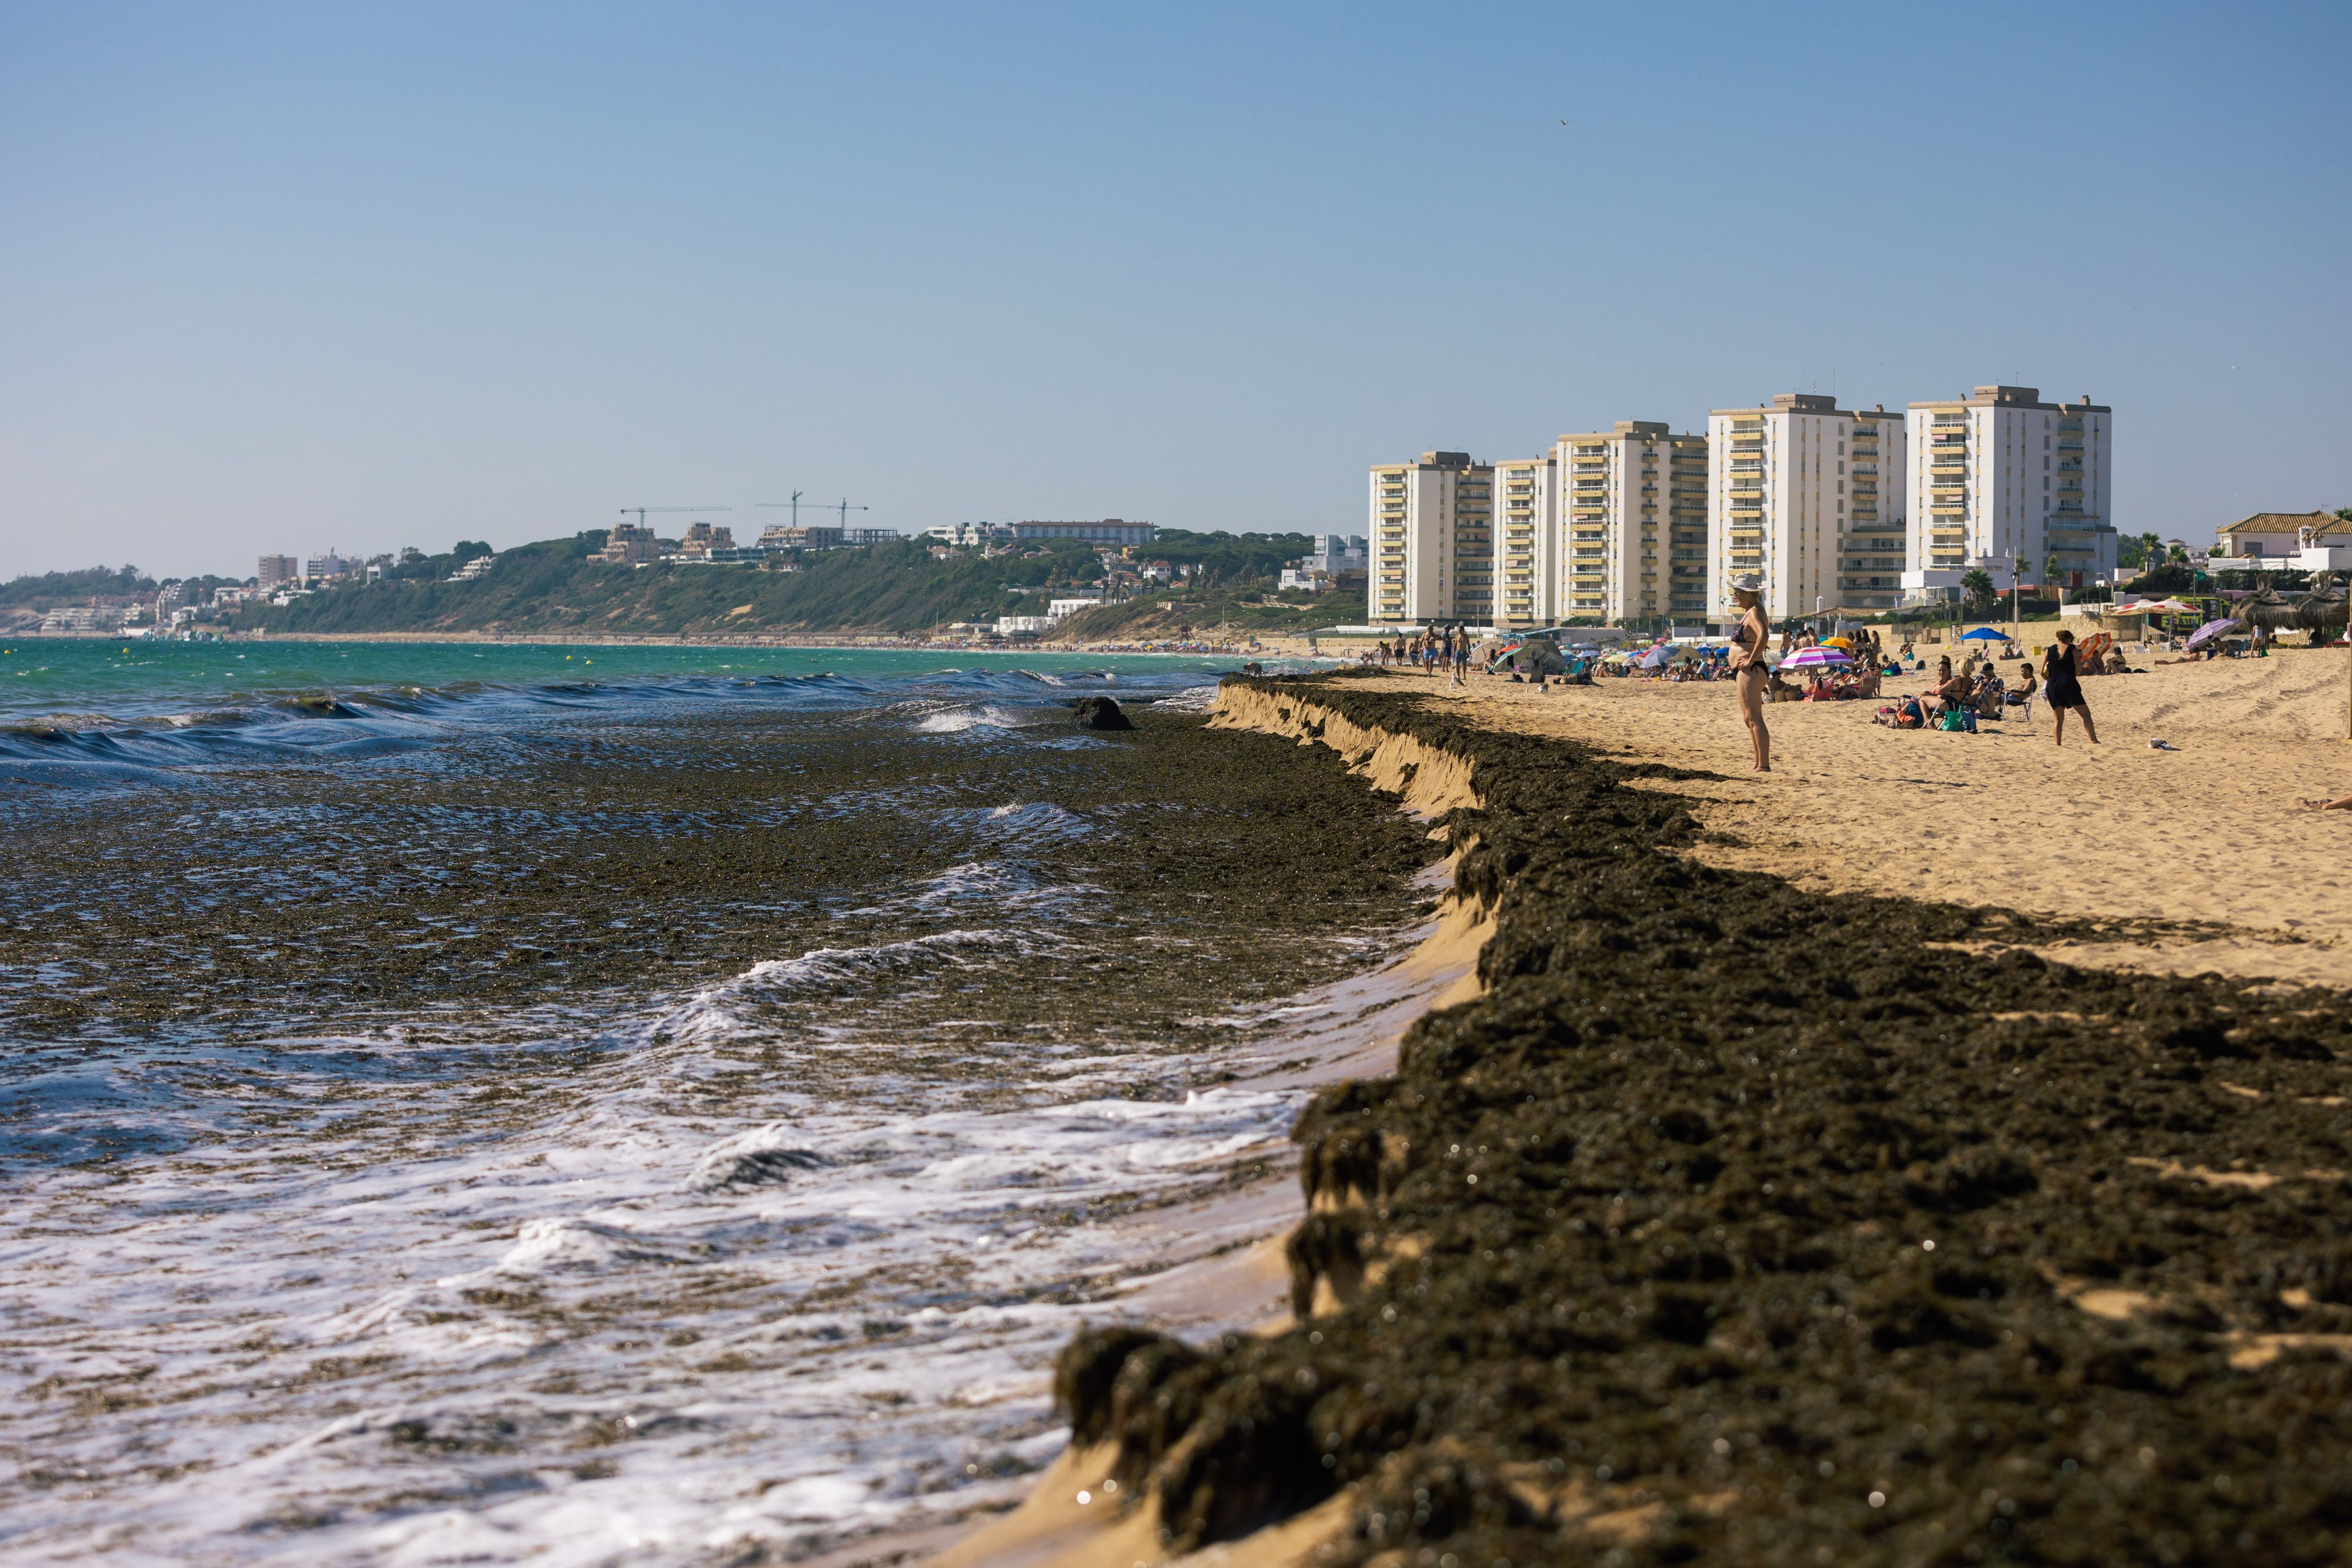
[
  {"left": 1071, "top": 696, "right": 1134, "bottom": 731},
  {"left": 687, "top": 1146, "right": 828, "bottom": 1191}
]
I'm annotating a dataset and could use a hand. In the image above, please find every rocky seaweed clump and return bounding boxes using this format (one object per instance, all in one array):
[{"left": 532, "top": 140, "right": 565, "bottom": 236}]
[{"left": 1058, "top": 676, "right": 2352, "bottom": 1567}]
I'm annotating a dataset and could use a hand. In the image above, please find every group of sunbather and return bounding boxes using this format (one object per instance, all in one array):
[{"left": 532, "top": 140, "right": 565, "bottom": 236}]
[{"left": 1874, "top": 654, "right": 2039, "bottom": 733}]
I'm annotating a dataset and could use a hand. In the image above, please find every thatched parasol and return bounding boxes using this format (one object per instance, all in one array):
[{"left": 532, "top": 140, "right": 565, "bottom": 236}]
[
  {"left": 2294, "top": 573, "right": 2350, "bottom": 640},
  {"left": 2231, "top": 580, "right": 2301, "bottom": 633}
]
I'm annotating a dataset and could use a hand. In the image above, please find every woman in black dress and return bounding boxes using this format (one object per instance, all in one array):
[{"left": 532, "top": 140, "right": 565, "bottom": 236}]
[{"left": 2043, "top": 628, "right": 2099, "bottom": 747}]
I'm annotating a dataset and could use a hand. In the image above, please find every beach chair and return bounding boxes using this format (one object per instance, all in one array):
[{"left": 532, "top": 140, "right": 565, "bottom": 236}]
[{"left": 2076, "top": 631, "right": 2113, "bottom": 672}]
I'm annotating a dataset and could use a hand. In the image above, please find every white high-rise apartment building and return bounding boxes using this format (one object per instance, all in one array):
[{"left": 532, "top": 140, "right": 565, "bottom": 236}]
[
  {"left": 1546, "top": 422, "right": 1708, "bottom": 624},
  {"left": 1842, "top": 406, "right": 1909, "bottom": 611},
  {"left": 1902, "top": 386, "right": 2115, "bottom": 599},
  {"left": 1491, "top": 454, "right": 1561, "bottom": 628},
  {"left": 1367, "top": 452, "right": 1494, "bottom": 625},
  {"left": 1707, "top": 394, "right": 1909, "bottom": 622}
]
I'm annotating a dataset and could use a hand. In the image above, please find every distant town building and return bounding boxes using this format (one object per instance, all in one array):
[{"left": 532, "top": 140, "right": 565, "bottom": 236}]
[
  {"left": 1903, "top": 386, "right": 2111, "bottom": 600},
  {"left": 448, "top": 553, "right": 496, "bottom": 582},
  {"left": 596, "top": 523, "right": 662, "bottom": 564},
  {"left": 843, "top": 527, "right": 900, "bottom": 546},
  {"left": 757, "top": 525, "right": 843, "bottom": 551},
  {"left": 994, "top": 614, "right": 1057, "bottom": 637},
  {"left": 924, "top": 523, "right": 1011, "bottom": 547},
  {"left": 1047, "top": 596, "right": 1106, "bottom": 620},
  {"left": 1279, "top": 534, "right": 1369, "bottom": 594},
  {"left": 155, "top": 581, "right": 198, "bottom": 615},
  {"left": 1012, "top": 519, "right": 1155, "bottom": 546},
  {"left": 675, "top": 522, "right": 737, "bottom": 559},
  {"left": 258, "top": 554, "right": 300, "bottom": 587},
  {"left": 305, "top": 553, "right": 354, "bottom": 582},
  {"left": 1367, "top": 452, "right": 1492, "bottom": 626}
]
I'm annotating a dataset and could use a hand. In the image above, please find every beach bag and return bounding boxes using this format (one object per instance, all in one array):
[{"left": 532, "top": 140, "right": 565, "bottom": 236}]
[{"left": 1938, "top": 710, "right": 1969, "bottom": 732}]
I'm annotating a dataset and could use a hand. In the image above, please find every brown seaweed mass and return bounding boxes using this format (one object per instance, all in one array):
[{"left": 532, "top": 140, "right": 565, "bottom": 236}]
[{"left": 1059, "top": 675, "right": 2352, "bottom": 1567}]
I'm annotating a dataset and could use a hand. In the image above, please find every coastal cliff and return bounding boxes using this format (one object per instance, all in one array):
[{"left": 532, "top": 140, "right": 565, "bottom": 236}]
[{"left": 976, "top": 673, "right": 2352, "bottom": 1567}]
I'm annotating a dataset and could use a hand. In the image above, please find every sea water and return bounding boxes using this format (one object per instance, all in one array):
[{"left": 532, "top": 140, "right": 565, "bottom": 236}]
[{"left": 0, "top": 641, "right": 1422, "bottom": 1566}]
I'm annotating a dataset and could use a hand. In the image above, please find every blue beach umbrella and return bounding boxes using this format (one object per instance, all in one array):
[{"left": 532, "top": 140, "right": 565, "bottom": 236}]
[{"left": 1959, "top": 627, "right": 2007, "bottom": 641}]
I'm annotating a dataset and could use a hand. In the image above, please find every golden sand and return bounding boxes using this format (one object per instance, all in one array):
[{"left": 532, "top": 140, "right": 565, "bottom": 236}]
[{"left": 1359, "top": 648, "right": 2352, "bottom": 986}]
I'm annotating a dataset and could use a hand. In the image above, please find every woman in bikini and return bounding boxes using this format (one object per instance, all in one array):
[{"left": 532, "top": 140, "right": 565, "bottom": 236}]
[{"left": 1728, "top": 574, "right": 1772, "bottom": 771}]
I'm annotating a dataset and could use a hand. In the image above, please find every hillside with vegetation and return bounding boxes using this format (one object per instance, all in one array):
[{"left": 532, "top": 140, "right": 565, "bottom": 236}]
[{"left": 218, "top": 528, "right": 1358, "bottom": 640}]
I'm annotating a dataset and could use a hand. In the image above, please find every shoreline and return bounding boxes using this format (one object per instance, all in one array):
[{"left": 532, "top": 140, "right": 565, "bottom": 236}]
[{"left": 944, "top": 671, "right": 2352, "bottom": 1567}]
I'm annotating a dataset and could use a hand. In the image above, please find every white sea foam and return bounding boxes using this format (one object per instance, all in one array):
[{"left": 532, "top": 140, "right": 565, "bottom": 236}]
[
  {"left": 1154, "top": 683, "right": 1222, "bottom": 713},
  {"left": 914, "top": 702, "right": 1055, "bottom": 733},
  {"left": 0, "top": 932, "right": 1314, "bottom": 1566}
]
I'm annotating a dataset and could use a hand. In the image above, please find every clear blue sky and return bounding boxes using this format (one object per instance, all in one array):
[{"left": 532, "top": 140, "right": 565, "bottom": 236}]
[{"left": 2, "top": 2, "right": 2346, "bottom": 580}]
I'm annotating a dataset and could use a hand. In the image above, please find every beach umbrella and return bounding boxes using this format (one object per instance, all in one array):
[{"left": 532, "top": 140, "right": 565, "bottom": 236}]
[
  {"left": 1959, "top": 627, "right": 2007, "bottom": 641},
  {"left": 1819, "top": 636, "right": 1854, "bottom": 648},
  {"left": 1780, "top": 646, "right": 1852, "bottom": 669},
  {"left": 2186, "top": 617, "right": 2239, "bottom": 650}
]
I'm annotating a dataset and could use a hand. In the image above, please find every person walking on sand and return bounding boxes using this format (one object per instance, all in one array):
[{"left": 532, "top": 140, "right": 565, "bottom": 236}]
[
  {"left": 2043, "top": 628, "right": 2099, "bottom": 747},
  {"left": 1728, "top": 574, "right": 1772, "bottom": 772}
]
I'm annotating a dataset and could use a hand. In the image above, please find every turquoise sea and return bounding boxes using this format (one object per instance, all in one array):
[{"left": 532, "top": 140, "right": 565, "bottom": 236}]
[
  {"left": 0, "top": 632, "right": 1421, "bottom": 1566},
  {"left": 0, "top": 636, "right": 1246, "bottom": 723}
]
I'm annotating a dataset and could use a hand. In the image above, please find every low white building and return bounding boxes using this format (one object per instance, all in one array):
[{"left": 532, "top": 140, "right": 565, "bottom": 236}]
[
  {"left": 926, "top": 523, "right": 1014, "bottom": 547},
  {"left": 2211, "top": 511, "right": 2352, "bottom": 570},
  {"left": 1280, "top": 534, "right": 1368, "bottom": 593},
  {"left": 1047, "top": 596, "right": 1106, "bottom": 618},
  {"left": 994, "top": 615, "right": 1057, "bottom": 637}
]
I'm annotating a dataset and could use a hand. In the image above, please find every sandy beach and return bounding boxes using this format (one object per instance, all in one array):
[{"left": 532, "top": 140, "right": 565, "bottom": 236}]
[
  {"left": 988, "top": 671, "right": 2352, "bottom": 1568},
  {"left": 1344, "top": 647, "right": 2352, "bottom": 987}
]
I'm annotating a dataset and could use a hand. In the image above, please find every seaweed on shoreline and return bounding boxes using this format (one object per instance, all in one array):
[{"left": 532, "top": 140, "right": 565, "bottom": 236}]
[{"left": 1060, "top": 676, "right": 2352, "bottom": 1567}]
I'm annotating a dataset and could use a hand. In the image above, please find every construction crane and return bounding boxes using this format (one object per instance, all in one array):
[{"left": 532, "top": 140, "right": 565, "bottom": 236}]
[
  {"left": 617, "top": 506, "right": 730, "bottom": 531},
  {"left": 754, "top": 493, "right": 808, "bottom": 528},
  {"left": 756, "top": 494, "right": 869, "bottom": 532}
]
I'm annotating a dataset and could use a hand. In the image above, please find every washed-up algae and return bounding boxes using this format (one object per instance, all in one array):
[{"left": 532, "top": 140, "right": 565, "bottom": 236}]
[
  {"left": 0, "top": 701, "right": 1436, "bottom": 1052},
  {"left": 1058, "top": 674, "right": 2352, "bottom": 1567}
]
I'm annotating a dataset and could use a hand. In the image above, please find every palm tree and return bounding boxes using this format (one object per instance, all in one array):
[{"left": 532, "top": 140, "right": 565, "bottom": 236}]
[{"left": 1960, "top": 567, "right": 1996, "bottom": 617}]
